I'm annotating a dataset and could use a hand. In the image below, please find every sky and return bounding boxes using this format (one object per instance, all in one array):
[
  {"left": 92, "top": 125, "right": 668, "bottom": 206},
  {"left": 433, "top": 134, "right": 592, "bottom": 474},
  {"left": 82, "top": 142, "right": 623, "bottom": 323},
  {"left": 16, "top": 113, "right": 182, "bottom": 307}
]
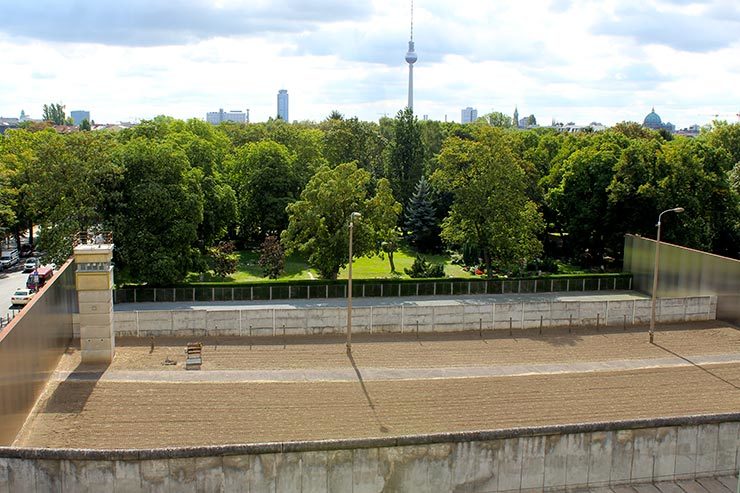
[{"left": 1, "top": 0, "right": 739, "bottom": 128}]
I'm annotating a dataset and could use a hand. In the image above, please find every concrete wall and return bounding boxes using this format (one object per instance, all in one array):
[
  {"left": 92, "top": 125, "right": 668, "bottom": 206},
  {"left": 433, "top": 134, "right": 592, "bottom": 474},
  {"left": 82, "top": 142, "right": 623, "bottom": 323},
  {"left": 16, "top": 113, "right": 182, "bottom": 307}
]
[
  {"left": 0, "top": 416, "right": 737, "bottom": 492},
  {"left": 109, "top": 296, "right": 716, "bottom": 338},
  {"left": 624, "top": 234, "right": 740, "bottom": 324},
  {"left": 0, "top": 260, "right": 76, "bottom": 445}
]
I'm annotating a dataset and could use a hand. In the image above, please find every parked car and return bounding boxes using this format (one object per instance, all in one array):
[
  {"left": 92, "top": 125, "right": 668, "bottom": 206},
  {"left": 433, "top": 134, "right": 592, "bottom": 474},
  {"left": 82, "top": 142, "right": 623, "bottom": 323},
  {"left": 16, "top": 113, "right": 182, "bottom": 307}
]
[
  {"left": 0, "top": 249, "right": 20, "bottom": 269},
  {"left": 20, "top": 244, "right": 34, "bottom": 258},
  {"left": 22, "top": 257, "right": 40, "bottom": 273},
  {"left": 26, "top": 266, "right": 54, "bottom": 292},
  {"left": 10, "top": 288, "right": 34, "bottom": 306}
]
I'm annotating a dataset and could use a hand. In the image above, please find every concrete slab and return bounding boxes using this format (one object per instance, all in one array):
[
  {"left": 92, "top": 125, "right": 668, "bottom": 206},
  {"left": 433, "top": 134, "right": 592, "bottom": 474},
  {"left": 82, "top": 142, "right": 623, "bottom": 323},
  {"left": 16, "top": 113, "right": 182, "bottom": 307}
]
[
  {"left": 633, "top": 484, "right": 662, "bottom": 493},
  {"left": 696, "top": 477, "right": 734, "bottom": 492},
  {"left": 716, "top": 476, "right": 738, "bottom": 492},
  {"left": 677, "top": 479, "right": 712, "bottom": 493},
  {"left": 654, "top": 481, "right": 686, "bottom": 493}
]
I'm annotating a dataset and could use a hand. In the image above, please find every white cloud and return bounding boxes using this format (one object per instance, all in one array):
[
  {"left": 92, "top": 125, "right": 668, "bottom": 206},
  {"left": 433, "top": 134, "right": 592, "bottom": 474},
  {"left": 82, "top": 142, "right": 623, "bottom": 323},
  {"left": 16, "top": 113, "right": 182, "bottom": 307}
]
[{"left": 0, "top": 0, "right": 738, "bottom": 128}]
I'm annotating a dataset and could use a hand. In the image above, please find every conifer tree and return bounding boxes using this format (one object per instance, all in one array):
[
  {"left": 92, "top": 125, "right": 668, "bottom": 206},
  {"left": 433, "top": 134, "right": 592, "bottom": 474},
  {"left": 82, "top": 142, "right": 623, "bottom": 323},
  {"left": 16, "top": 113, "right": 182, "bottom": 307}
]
[{"left": 405, "top": 175, "right": 439, "bottom": 252}]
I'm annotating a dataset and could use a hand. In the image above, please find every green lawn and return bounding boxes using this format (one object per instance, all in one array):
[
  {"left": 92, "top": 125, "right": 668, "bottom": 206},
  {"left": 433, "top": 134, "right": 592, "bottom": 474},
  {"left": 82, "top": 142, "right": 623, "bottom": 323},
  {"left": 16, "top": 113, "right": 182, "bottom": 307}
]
[
  {"left": 338, "top": 250, "right": 473, "bottom": 279},
  {"left": 186, "top": 249, "right": 474, "bottom": 283}
]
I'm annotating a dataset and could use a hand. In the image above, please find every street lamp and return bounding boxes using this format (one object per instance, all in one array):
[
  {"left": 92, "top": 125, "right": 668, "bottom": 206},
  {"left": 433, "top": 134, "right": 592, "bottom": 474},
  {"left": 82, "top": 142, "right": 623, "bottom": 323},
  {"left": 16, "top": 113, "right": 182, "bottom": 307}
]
[
  {"left": 347, "top": 212, "right": 361, "bottom": 353},
  {"left": 649, "top": 207, "right": 684, "bottom": 343}
]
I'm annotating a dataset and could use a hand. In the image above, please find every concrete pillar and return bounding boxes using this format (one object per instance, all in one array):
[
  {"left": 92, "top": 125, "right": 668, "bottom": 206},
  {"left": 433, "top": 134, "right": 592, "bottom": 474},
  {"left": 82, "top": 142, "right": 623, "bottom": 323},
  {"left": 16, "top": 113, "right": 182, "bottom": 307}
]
[{"left": 74, "top": 243, "right": 115, "bottom": 364}]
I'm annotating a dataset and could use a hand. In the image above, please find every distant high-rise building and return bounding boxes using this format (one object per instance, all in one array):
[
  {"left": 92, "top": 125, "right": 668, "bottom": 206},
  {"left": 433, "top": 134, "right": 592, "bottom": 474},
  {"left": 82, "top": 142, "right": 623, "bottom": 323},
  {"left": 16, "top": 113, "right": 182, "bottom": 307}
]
[
  {"left": 513, "top": 107, "right": 519, "bottom": 128},
  {"left": 206, "top": 109, "right": 247, "bottom": 125},
  {"left": 461, "top": 107, "right": 478, "bottom": 124},
  {"left": 405, "top": 1, "right": 417, "bottom": 111},
  {"left": 71, "top": 110, "right": 90, "bottom": 125},
  {"left": 277, "top": 90, "right": 289, "bottom": 121}
]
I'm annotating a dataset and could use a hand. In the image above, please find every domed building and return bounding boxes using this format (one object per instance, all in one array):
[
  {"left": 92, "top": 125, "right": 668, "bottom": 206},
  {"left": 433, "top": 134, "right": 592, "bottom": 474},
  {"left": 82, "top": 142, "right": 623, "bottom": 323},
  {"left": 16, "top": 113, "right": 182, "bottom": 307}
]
[{"left": 643, "top": 107, "right": 675, "bottom": 133}]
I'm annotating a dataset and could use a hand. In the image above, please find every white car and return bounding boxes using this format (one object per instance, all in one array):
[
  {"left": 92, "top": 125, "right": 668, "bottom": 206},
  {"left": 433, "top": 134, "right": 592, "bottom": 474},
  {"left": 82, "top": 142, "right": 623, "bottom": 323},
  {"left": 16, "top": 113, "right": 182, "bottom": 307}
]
[
  {"left": 11, "top": 288, "right": 34, "bottom": 306},
  {"left": 23, "top": 258, "right": 39, "bottom": 273}
]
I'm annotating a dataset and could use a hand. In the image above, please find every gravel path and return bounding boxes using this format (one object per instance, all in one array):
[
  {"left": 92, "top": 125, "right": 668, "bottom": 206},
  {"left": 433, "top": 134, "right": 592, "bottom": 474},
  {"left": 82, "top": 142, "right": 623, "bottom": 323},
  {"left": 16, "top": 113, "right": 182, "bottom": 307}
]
[{"left": 14, "top": 321, "right": 740, "bottom": 449}]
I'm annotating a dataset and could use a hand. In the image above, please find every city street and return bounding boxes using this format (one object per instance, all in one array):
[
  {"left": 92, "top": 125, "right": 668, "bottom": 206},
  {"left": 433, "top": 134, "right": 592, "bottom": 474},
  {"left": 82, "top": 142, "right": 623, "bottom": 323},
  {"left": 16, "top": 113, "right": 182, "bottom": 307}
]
[{"left": 0, "top": 267, "right": 28, "bottom": 324}]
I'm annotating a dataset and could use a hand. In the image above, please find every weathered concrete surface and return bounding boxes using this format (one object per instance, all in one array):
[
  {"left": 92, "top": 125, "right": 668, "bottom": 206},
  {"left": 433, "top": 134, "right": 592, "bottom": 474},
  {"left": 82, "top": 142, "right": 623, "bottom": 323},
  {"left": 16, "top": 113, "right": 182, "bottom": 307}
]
[
  {"left": 113, "top": 296, "right": 716, "bottom": 337},
  {"left": 0, "top": 420, "right": 737, "bottom": 492}
]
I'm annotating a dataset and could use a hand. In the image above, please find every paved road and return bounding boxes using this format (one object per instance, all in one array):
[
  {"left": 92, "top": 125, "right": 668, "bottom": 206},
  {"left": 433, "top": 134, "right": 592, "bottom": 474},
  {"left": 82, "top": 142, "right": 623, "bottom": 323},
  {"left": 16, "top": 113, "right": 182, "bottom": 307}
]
[
  {"left": 0, "top": 266, "right": 28, "bottom": 323},
  {"left": 115, "top": 290, "right": 650, "bottom": 312}
]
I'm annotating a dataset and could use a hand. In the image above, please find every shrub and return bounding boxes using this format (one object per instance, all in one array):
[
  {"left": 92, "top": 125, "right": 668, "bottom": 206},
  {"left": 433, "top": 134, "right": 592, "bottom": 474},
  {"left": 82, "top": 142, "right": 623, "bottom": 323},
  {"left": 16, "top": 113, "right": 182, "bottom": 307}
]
[{"left": 405, "top": 254, "right": 446, "bottom": 278}]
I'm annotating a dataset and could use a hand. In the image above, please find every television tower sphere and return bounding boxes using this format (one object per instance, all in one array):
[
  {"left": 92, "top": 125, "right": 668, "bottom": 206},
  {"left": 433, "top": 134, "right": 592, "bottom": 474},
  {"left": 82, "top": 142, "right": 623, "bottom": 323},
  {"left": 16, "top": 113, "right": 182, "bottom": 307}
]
[{"left": 405, "top": 41, "right": 417, "bottom": 64}]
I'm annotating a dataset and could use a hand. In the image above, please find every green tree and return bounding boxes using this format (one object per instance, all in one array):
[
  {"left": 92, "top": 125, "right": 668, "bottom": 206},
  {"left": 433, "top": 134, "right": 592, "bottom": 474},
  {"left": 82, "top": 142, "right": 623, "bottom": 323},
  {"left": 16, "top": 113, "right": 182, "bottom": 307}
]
[
  {"left": 482, "top": 111, "right": 513, "bottom": 128},
  {"left": 258, "top": 234, "right": 285, "bottom": 279},
  {"left": 404, "top": 254, "right": 445, "bottom": 278},
  {"left": 385, "top": 107, "right": 424, "bottom": 215},
  {"left": 42, "top": 103, "right": 67, "bottom": 125},
  {"left": 79, "top": 119, "right": 91, "bottom": 131},
  {"left": 232, "top": 140, "right": 299, "bottom": 242},
  {"left": 433, "top": 127, "right": 544, "bottom": 275},
  {"left": 322, "top": 117, "right": 385, "bottom": 178},
  {"left": 405, "top": 175, "right": 439, "bottom": 252},
  {"left": 112, "top": 138, "right": 204, "bottom": 285},
  {"left": 282, "top": 162, "right": 381, "bottom": 279},
  {"left": 368, "top": 178, "right": 402, "bottom": 273},
  {"left": 209, "top": 241, "right": 238, "bottom": 278},
  {"left": 545, "top": 132, "right": 630, "bottom": 265}
]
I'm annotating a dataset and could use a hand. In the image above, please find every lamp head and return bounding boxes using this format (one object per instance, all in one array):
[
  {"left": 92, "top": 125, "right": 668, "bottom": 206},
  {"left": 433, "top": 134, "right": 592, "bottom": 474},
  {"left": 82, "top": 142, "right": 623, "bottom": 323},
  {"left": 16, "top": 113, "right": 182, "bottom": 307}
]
[
  {"left": 672, "top": 207, "right": 684, "bottom": 213},
  {"left": 351, "top": 212, "right": 362, "bottom": 219}
]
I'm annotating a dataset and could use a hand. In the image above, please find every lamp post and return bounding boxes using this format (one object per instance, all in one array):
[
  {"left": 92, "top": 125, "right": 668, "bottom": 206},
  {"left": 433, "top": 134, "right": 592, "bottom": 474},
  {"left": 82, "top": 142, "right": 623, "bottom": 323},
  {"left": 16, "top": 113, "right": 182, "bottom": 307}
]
[
  {"left": 347, "top": 212, "right": 361, "bottom": 353},
  {"left": 649, "top": 207, "right": 684, "bottom": 343}
]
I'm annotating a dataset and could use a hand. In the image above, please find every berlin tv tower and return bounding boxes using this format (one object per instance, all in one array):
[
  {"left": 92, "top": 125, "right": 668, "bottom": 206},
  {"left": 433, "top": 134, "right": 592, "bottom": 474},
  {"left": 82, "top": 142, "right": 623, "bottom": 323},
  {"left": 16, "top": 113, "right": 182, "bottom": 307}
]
[{"left": 405, "top": 0, "right": 417, "bottom": 111}]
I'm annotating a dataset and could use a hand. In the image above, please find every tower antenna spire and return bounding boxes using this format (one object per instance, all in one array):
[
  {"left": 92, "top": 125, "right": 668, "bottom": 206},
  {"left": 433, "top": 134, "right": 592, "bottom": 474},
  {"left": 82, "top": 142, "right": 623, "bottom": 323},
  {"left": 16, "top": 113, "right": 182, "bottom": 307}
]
[
  {"left": 405, "top": 0, "right": 417, "bottom": 110},
  {"left": 411, "top": 0, "right": 414, "bottom": 41}
]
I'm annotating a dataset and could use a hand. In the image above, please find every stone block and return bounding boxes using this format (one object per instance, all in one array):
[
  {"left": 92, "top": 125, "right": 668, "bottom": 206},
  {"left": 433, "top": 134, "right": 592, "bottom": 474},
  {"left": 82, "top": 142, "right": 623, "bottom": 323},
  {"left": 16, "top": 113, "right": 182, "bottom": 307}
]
[
  {"left": 519, "top": 435, "right": 545, "bottom": 490},
  {"left": 222, "top": 455, "right": 249, "bottom": 493},
  {"left": 249, "top": 454, "right": 277, "bottom": 493},
  {"left": 716, "top": 422, "right": 740, "bottom": 473},
  {"left": 275, "top": 453, "right": 301, "bottom": 493},
  {"left": 426, "top": 444, "right": 452, "bottom": 493},
  {"left": 168, "top": 458, "right": 196, "bottom": 493},
  {"left": 695, "top": 424, "right": 718, "bottom": 475},
  {"left": 497, "top": 437, "right": 523, "bottom": 492},
  {"left": 60, "top": 460, "right": 84, "bottom": 493},
  {"left": 79, "top": 322, "right": 114, "bottom": 339},
  {"left": 7, "top": 458, "right": 35, "bottom": 492},
  {"left": 565, "top": 432, "right": 590, "bottom": 488},
  {"left": 327, "top": 450, "right": 353, "bottom": 493},
  {"left": 610, "top": 429, "right": 634, "bottom": 484},
  {"left": 544, "top": 434, "right": 568, "bottom": 490},
  {"left": 587, "top": 431, "right": 613, "bottom": 487},
  {"left": 301, "top": 451, "right": 328, "bottom": 492},
  {"left": 140, "top": 459, "right": 169, "bottom": 493},
  {"left": 81, "top": 337, "right": 114, "bottom": 352},
  {"left": 78, "top": 289, "right": 113, "bottom": 304},
  {"left": 653, "top": 427, "right": 677, "bottom": 481},
  {"left": 386, "top": 445, "right": 434, "bottom": 493},
  {"left": 352, "top": 448, "right": 381, "bottom": 493},
  {"left": 205, "top": 310, "right": 239, "bottom": 333},
  {"left": 83, "top": 460, "right": 115, "bottom": 492},
  {"left": 675, "top": 426, "right": 699, "bottom": 479},
  {"left": 114, "top": 460, "right": 141, "bottom": 492},
  {"left": 0, "top": 458, "right": 9, "bottom": 492},
  {"left": 630, "top": 428, "right": 656, "bottom": 482},
  {"left": 80, "top": 348, "right": 113, "bottom": 364},
  {"left": 35, "top": 460, "right": 61, "bottom": 493}
]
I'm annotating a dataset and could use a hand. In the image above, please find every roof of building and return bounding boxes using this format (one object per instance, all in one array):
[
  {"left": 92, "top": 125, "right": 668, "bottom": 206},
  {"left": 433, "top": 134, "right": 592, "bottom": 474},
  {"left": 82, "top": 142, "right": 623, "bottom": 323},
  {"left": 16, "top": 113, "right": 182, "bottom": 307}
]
[{"left": 644, "top": 107, "right": 663, "bottom": 127}]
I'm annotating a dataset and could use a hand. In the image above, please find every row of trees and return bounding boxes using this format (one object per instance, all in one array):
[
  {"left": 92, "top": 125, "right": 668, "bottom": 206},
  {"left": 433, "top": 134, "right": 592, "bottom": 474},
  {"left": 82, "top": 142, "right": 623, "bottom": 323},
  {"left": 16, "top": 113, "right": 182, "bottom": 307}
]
[{"left": 1, "top": 109, "right": 738, "bottom": 285}]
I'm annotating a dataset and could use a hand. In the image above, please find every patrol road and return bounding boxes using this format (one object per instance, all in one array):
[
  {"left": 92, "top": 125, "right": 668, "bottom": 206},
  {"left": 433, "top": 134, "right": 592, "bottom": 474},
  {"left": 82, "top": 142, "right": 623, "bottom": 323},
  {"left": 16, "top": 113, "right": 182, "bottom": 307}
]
[{"left": 15, "top": 321, "right": 740, "bottom": 449}]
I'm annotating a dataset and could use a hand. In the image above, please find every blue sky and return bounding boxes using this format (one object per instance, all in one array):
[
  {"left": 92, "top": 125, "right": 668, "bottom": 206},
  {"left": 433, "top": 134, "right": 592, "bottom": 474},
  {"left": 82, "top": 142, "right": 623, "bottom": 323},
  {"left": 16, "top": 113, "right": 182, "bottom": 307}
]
[{"left": 1, "top": 0, "right": 738, "bottom": 127}]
